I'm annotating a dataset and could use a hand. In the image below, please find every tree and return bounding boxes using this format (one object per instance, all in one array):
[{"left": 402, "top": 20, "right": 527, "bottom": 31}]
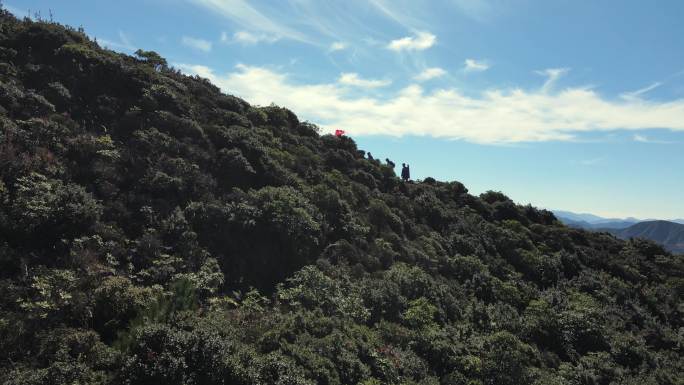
[
  {"left": 135, "top": 49, "right": 167, "bottom": 70},
  {"left": 482, "top": 332, "right": 537, "bottom": 385}
]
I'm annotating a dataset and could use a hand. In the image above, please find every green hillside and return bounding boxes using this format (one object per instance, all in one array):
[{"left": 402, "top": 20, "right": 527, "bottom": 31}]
[{"left": 0, "top": 11, "right": 682, "bottom": 384}]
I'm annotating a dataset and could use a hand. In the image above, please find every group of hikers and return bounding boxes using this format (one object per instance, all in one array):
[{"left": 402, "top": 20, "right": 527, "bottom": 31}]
[{"left": 367, "top": 153, "right": 411, "bottom": 182}]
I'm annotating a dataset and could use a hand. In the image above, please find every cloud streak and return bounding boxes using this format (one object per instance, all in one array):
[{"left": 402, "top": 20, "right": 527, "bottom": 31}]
[
  {"left": 232, "top": 31, "right": 279, "bottom": 45},
  {"left": 579, "top": 157, "right": 604, "bottom": 166},
  {"left": 177, "top": 63, "right": 684, "bottom": 144},
  {"left": 451, "top": 0, "right": 501, "bottom": 22},
  {"left": 367, "top": 0, "right": 423, "bottom": 30},
  {"left": 338, "top": 73, "right": 391, "bottom": 88},
  {"left": 99, "top": 31, "right": 136, "bottom": 52},
  {"left": 621, "top": 82, "right": 662, "bottom": 101},
  {"left": 464, "top": 59, "right": 489, "bottom": 72},
  {"left": 329, "top": 42, "right": 348, "bottom": 52},
  {"left": 387, "top": 31, "right": 436, "bottom": 51},
  {"left": 188, "top": 0, "right": 311, "bottom": 43},
  {"left": 633, "top": 134, "right": 674, "bottom": 144},
  {"left": 181, "top": 36, "right": 212, "bottom": 52},
  {"left": 537, "top": 68, "right": 569, "bottom": 92},
  {"left": 415, "top": 67, "right": 447, "bottom": 81}
]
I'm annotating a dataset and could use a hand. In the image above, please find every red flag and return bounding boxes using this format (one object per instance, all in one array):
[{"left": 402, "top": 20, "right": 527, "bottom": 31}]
[{"left": 335, "top": 129, "right": 345, "bottom": 137}]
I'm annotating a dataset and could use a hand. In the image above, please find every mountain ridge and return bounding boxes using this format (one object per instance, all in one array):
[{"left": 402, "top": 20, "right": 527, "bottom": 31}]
[
  {"left": 554, "top": 209, "right": 684, "bottom": 226},
  {"left": 555, "top": 210, "right": 684, "bottom": 252},
  {"left": 604, "top": 220, "right": 684, "bottom": 254}
]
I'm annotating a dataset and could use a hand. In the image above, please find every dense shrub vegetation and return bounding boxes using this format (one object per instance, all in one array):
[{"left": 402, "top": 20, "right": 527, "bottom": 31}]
[{"left": 0, "top": 10, "right": 682, "bottom": 384}]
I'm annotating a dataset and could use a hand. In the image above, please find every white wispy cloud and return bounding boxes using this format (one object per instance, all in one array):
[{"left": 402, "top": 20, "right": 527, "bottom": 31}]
[
  {"left": 188, "top": 0, "right": 311, "bottom": 43},
  {"left": 329, "top": 42, "right": 348, "bottom": 52},
  {"left": 579, "top": 157, "right": 604, "bottom": 166},
  {"left": 177, "top": 63, "right": 684, "bottom": 144},
  {"left": 451, "top": 0, "right": 498, "bottom": 22},
  {"left": 363, "top": 37, "right": 383, "bottom": 46},
  {"left": 414, "top": 67, "right": 447, "bottom": 81},
  {"left": 181, "top": 36, "right": 212, "bottom": 52},
  {"left": 338, "top": 73, "right": 391, "bottom": 88},
  {"left": 233, "top": 31, "right": 279, "bottom": 45},
  {"left": 387, "top": 31, "right": 436, "bottom": 51},
  {"left": 367, "top": 0, "right": 423, "bottom": 30},
  {"left": 537, "top": 68, "right": 570, "bottom": 92},
  {"left": 98, "top": 31, "right": 136, "bottom": 52},
  {"left": 621, "top": 82, "right": 662, "bottom": 101},
  {"left": 464, "top": 59, "right": 489, "bottom": 72},
  {"left": 633, "top": 134, "right": 673, "bottom": 144}
]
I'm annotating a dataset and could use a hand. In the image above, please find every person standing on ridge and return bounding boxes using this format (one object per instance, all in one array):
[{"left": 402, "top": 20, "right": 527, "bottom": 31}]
[
  {"left": 401, "top": 163, "right": 408, "bottom": 181},
  {"left": 405, "top": 164, "right": 411, "bottom": 181}
]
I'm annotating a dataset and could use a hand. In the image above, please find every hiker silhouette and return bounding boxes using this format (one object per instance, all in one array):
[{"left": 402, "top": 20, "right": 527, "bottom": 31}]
[
  {"left": 386, "top": 158, "right": 395, "bottom": 168},
  {"left": 367, "top": 152, "right": 374, "bottom": 161},
  {"left": 401, "top": 163, "right": 410, "bottom": 181}
]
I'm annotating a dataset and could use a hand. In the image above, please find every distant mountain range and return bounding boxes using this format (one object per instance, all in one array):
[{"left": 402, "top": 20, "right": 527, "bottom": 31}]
[
  {"left": 605, "top": 221, "right": 684, "bottom": 254},
  {"left": 554, "top": 210, "right": 684, "bottom": 253},
  {"left": 553, "top": 210, "right": 641, "bottom": 226}
]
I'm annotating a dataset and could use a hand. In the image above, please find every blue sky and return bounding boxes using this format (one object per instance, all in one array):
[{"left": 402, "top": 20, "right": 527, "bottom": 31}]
[{"left": 6, "top": 0, "right": 684, "bottom": 219}]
